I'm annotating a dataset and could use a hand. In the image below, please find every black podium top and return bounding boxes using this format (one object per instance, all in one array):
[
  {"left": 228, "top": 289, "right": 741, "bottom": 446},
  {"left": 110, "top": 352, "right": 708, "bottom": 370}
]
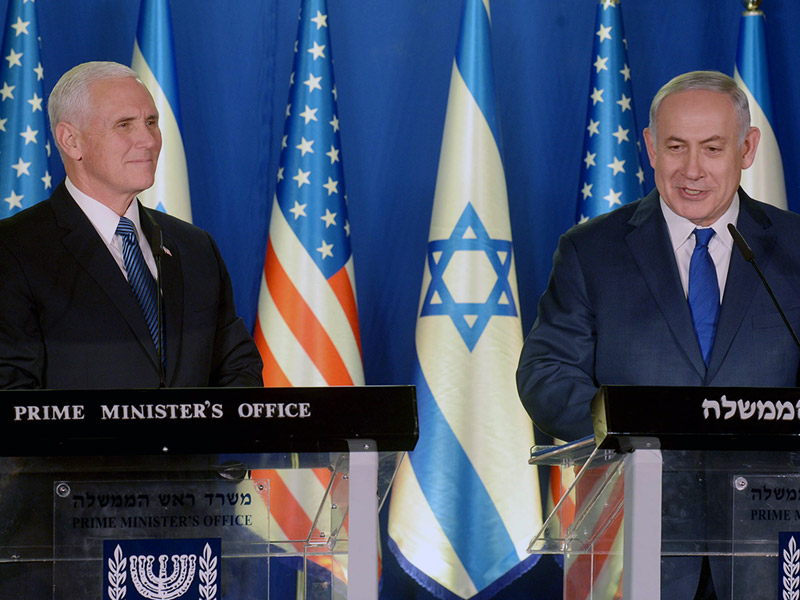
[
  {"left": 592, "top": 385, "right": 800, "bottom": 452},
  {"left": 0, "top": 385, "right": 418, "bottom": 456}
]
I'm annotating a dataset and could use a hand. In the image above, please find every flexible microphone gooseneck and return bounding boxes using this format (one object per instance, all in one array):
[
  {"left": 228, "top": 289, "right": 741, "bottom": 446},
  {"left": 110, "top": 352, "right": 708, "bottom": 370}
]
[{"left": 727, "top": 223, "right": 800, "bottom": 351}]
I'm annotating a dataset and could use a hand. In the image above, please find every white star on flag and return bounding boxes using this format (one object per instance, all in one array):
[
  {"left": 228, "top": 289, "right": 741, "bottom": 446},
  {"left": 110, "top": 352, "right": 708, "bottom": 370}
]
[
  {"left": 320, "top": 208, "right": 336, "bottom": 227},
  {"left": 594, "top": 55, "right": 609, "bottom": 73},
  {"left": 296, "top": 137, "right": 314, "bottom": 156},
  {"left": 5, "top": 48, "right": 22, "bottom": 68},
  {"left": 0, "top": 81, "right": 14, "bottom": 100},
  {"left": 326, "top": 145, "right": 339, "bottom": 163},
  {"left": 289, "top": 200, "right": 307, "bottom": 219},
  {"left": 18, "top": 124, "right": 36, "bottom": 144},
  {"left": 607, "top": 156, "right": 626, "bottom": 175},
  {"left": 293, "top": 167, "right": 311, "bottom": 187},
  {"left": 604, "top": 188, "right": 623, "bottom": 207},
  {"left": 310, "top": 10, "right": 327, "bottom": 29},
  {"left": 596, "top": 23, "right": 612, "bottom": 42},
  {"left": 11, "top": 156, "right": 30, "bottom": 176},
  {"left": 307, "top": 40, "right": 325, "bottom": 60},
  {"left": 322, "top": 176, "right": 338, "bottom": 195},
  {"left": 10, "top": 16, "right": 28, "bottom": 36},
  {"left": 299, "top": 105, "right": 318, "bottom": 123},
  {"left": 27, "top": 91, "right": 41, "bottom": 111},
  {"left": 612, "top": 125, "right": 629, "bottom": 144},
  {"left": 303, "top": 72, "right": 322, "bottom": 92}
]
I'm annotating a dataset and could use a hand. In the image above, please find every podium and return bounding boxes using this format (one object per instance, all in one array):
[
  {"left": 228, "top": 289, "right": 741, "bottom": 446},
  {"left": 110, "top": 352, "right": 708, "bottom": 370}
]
[
  {"left": 0, "top": 386, "right": 417, "bottom": 600},
  {"left": 529, "top": 385, "right": 800, "bottom": 599}
]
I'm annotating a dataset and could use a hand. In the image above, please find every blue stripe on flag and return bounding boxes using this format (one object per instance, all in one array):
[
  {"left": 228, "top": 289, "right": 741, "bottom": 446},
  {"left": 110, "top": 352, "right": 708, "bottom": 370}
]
[
  {"left": 388, "top": 535, "right": 539, "bottom": 600},
  {"left": 136, "top": 0, "right": 182, "bottom": 125},
  {"left": 736, "top": 13, "right": 773, "bottom": 124},
  {"left": 455, "top": 0, "right": 500, "bottom": 147},
  {"left": 409, "top": 354, "right": 520, "bottom": 591}
]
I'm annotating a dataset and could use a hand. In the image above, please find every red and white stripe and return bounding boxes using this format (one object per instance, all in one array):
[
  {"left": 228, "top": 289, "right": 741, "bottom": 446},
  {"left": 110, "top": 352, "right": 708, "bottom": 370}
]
[{"left": 255, "top": 195, "right": 363, "bottom": 387}]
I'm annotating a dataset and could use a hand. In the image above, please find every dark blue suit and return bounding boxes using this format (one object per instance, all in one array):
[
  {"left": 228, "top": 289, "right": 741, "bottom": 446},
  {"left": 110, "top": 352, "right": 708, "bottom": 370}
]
[
  {"left": 518, "top": 188, "right": 800, "bottom": 440},
  {"left": 0, "top": 181, "right": 262, "bottom": 389},
  {"left": 517, "top": 188, "right": 800, "bottom": 598}
]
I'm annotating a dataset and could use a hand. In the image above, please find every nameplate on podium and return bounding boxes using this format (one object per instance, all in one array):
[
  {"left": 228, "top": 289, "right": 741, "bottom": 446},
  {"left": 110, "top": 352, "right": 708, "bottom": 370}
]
[
  {"left": 0, "top": 385, "right": 417, "bottom": 455},
  {"left": 592, "top": 385, "right": 800, "bottom": 451}
]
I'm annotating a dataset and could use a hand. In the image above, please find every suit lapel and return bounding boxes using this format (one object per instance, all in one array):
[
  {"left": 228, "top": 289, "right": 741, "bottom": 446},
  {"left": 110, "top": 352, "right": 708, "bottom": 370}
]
[
  {"left": 706, "top": 191, "right": 775, "bottom": 379},
  {"left": 140, "top": 205, "right": 185, "bottom": 385},
  {"left": 625, "top": 190, "right": 708, "bottom": 378},
  {"left": 52, "top": 185, "right": 161, "bottom": 371}
]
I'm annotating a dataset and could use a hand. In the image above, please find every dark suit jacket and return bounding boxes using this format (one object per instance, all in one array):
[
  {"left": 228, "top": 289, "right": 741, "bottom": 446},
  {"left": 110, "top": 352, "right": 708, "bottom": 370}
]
[
  {"left": 517, "top": 188, "right": 800, "bottom": 442},
  {"left": 0, "top": 181, "right": 263, "bottom": 389}
]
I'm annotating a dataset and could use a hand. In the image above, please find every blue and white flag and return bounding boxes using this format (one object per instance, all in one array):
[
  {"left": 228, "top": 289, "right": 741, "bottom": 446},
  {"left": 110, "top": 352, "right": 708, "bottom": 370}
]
[
  {"left": 575, "top": 0, "right": 643, "bottom": 224},
  {"left": 132, "top": 0, "right": 192, "bottom": 222},
  {"left": 388, "top": 1, "right": 541, "bottom": 597},
  {"left": 734, "top": 3, "right": 786, "bottom": 209},
  {"left": 0, "top": 0, "right": 51, "bottom": 219}
]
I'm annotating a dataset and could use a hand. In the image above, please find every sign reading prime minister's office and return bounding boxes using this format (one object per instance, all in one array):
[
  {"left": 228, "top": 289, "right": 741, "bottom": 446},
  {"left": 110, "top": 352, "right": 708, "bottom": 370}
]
[{"left": 0, "top": 386, "right": 417, "bottom": 455}]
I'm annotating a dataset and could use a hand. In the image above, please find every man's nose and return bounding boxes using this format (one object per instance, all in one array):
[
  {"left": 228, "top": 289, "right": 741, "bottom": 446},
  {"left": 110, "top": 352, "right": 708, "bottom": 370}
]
[
  {"left": 133, "top": 123, "right": 160, "bottom": 148},
  {"left": 681, "top": 147, "right": 704, "bottom": 180}
]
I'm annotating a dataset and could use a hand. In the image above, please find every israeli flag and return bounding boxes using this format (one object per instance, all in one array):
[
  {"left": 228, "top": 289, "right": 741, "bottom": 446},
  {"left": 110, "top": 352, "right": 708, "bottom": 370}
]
[
  {"left": 387, "top": 1, "right": 542, "bottom": 597},
  {"left": 132, "top": 0, "right": 193, "bottom": 222},
  {"left": 734, "top": 6, "right": 787, "bottom": 209}
]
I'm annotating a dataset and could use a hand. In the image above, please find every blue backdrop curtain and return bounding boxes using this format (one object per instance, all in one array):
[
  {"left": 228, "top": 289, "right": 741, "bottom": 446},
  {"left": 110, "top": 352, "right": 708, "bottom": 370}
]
[{"left": 12, "top": 0, "right": 800, "bottom": 596}]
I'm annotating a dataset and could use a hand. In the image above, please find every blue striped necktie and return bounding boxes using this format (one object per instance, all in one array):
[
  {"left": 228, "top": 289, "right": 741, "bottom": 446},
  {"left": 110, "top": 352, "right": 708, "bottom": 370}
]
[
  {"left": 115, "top": 217, "right": 163, "bottom": 363},
  {"left": 688, "top": 228, "right": 719, "bottom": 366}
]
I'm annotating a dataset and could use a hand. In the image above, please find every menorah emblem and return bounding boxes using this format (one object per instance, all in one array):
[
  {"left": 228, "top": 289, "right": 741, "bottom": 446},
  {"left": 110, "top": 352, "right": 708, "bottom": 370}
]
[
  {"left": 105, "top": 539, "right": 219, "bottom": 600},
  {"left": 130, "top": 553, "right": 197, "bottom": 600}
]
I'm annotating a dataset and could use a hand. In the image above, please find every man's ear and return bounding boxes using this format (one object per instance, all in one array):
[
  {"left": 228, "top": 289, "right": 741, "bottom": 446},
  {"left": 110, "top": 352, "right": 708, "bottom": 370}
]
[
  {"left": 740, "top": 126, "right": 761, "bottom": 170},
  {"left": 643, "top": 127, "right": 657, "bottom": 169},
  {"left": 55, "top": 122, "right": 82, "bottom": 161}
]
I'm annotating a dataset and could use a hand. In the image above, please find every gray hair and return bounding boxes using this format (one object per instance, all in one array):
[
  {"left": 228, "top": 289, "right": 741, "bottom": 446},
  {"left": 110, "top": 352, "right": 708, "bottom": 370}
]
[
  {"left": 48, "top": 61, "right": 142, "bottom": 147},
  {"left": 648, "top": 70, "right": 751, "bottom": 145}
]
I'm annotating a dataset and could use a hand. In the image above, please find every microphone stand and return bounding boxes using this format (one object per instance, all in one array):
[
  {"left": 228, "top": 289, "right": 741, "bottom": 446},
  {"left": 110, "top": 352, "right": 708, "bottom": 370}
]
[{"left": 728, "top": 223, "right": 800, "bottom": 351}]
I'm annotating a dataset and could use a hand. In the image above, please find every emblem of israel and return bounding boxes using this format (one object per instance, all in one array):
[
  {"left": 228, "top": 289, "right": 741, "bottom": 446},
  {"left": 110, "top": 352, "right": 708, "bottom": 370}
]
[{"left": 104, "top": 539, "right": 220, "bottom": 600}]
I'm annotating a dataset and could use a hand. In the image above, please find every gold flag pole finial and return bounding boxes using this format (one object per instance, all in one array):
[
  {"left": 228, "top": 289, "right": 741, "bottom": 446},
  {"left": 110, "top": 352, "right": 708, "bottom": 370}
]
[{"left": 743, "top": 0, "right": 762, "bottom": 11}]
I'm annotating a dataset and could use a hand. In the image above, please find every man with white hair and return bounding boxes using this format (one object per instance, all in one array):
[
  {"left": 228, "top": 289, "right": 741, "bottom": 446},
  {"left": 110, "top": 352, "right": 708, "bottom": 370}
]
[{"left": 0, "top": 61, "right": 262, "bottom": 389}]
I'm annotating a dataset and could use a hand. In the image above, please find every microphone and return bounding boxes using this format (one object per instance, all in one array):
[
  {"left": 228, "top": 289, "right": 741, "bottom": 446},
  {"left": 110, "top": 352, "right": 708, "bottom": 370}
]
[{"left": 727, "top": 223, "right": 800, "bottom": 351}]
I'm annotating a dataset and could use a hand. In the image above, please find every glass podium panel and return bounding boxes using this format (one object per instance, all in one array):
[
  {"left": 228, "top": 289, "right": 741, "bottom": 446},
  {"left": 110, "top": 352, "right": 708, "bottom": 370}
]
[
  {"left": 530, "top": 441, "right": 800, "bottom": 599},
  {"left": 0, "top": 451, "right": 403, "bottom": 600}
]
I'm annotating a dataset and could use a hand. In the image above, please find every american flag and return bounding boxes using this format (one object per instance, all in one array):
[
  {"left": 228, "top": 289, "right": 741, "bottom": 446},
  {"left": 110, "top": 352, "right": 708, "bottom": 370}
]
[
  {"left": 254, "top": 0, "right": 363, "bottom": 387},
  {"left": 559, "top": 2, "right": 641, "bottom": 596},
  {"left": 575, "top": 0, "right": 644, "bottom": 224},
  {"left": 251, "top": 0, "right": 362, "bottom": 590},
  {"left": 132, "top": 0, "right": 193, "bottom": 222},
  {"left": 0, "top": 0, "right": 51, "bottom": 220}
]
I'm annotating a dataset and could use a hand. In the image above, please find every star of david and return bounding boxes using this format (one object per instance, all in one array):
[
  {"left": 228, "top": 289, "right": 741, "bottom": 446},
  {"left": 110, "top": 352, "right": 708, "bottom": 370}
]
[{"left": 420, "top": 202, "right": 517, "bottom": 351}]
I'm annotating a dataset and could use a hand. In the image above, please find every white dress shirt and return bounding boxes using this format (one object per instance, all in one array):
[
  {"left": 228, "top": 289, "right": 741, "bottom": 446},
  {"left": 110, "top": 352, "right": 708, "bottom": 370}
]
[
  {"left": 659, "top": 192, "right": 740, "bottom": 301},
  {"left": 66, "top": 177, "right": 158, "bottom": 281}
]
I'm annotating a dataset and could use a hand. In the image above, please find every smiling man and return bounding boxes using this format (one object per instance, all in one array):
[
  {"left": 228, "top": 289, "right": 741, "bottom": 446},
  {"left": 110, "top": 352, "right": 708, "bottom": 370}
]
[
  {"left": 0, "top": 61, "right": 262, "bottom": 389},
  {"left": 517, "top": 71, "right": 800, "bottom": 598}
]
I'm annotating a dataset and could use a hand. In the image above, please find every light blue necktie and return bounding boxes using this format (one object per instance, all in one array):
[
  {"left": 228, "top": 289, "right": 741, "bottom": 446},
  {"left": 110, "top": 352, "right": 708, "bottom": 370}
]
[
  {"left": 688, "top": 228, "right": 719, "bottom": 366},
  {"left": 116, "top": 217, "right": 163, "bottom": 363}
]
